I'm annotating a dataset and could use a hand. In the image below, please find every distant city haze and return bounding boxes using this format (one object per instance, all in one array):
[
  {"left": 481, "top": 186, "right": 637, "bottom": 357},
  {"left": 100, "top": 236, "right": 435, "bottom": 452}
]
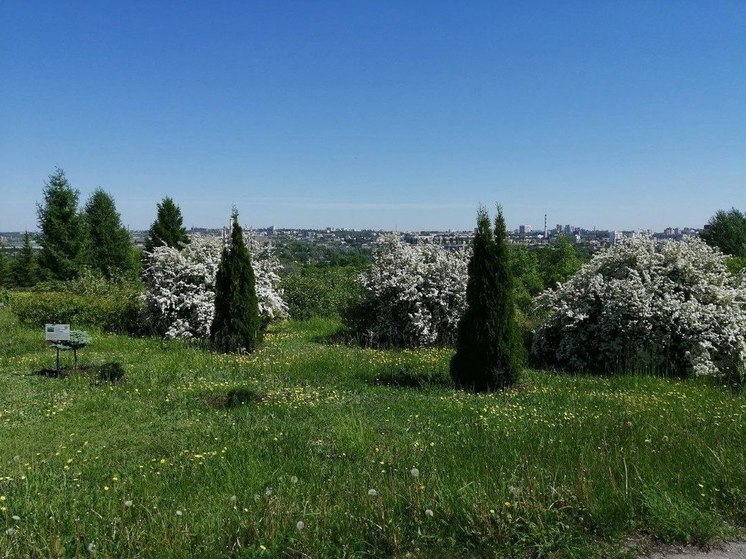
[{"left": 1, "top": 1, "right": 744, "bottom": 232}]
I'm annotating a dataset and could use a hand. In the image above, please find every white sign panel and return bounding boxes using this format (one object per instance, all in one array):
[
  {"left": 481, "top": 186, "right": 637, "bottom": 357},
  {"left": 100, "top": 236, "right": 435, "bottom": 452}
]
[{"left": 45, "top": 324, "right": 70, "bottom": 342}]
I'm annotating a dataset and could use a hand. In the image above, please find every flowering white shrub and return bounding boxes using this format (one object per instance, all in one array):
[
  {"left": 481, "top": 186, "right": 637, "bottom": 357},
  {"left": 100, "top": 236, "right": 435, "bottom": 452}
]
[
  {"left": 143, "top": 233, "right": 287, "bottom": 339},
  {"left": 533, "top": 235, "right": 746, "bottom": 385},
  {"left": 347, "top": 234, "right": 469, "bottom": 347}
]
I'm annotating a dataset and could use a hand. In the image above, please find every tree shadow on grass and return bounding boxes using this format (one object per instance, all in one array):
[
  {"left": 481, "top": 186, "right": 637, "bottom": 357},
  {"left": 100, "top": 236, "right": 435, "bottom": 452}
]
[
  {"left": 364, "top": 366, "right": 454, "bottom": 390},
  {"left": 202, "top": 388, "right": 264, "bottom": 409},
  {"left": 33, "top": 363, "right": 127, "bottom": 385},
  {"left": 34, "top": 365, "right": 97, "bottom": 379}
]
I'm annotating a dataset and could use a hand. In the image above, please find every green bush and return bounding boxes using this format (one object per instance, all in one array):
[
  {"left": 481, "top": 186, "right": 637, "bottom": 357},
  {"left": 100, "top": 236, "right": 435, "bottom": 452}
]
[
  {"left": 9, "top": 290, "right": 145, "bottom": 334},
  {"left": 281, "top": 265, "right": 364, "bottom": 320},
  {"left": 98, "top": 362, "right": 125, "bottom": 383}
]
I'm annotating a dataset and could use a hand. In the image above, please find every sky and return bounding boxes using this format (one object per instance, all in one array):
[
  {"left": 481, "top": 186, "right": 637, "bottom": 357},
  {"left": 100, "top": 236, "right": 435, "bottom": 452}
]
[{"left": 1, "top": 1, "right": 744, "bottom": 232}]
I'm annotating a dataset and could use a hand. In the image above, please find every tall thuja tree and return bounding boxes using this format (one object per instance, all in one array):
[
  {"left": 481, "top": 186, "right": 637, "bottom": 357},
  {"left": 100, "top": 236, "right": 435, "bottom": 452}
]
[
  {"left": 210, "top": 211, "right": 262, "bottom": 353},
  {"left": 450, "top": 206, "right": 523, "bottom": 391},
  {"left": 12, "top": 232, "right": 39, "bottom": 287},
  {"left": 37, "top": 168, "right": 87, "bottom": 280},
  {"left": 145, "top": 197, "right": 189, "bottom": 252},
  {"left": 84, "top": 189, "right": 136, "bottom": 279}
]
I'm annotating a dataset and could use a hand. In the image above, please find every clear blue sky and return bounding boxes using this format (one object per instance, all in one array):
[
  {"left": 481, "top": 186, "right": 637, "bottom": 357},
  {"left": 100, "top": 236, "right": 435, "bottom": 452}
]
[{"left": 1, "top": 1, "right": 744, "bottom": 232}]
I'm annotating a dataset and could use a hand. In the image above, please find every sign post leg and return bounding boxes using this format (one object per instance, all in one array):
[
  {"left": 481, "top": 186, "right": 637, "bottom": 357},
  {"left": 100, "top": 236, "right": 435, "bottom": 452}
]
[{"left": 56, "top": 347, "right": 60, "bottom": 372}]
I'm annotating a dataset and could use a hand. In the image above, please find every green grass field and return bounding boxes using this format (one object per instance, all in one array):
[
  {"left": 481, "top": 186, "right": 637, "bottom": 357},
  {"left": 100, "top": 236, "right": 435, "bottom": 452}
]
[{"left": 0, "top": 307, "right": 744, "bottom": 558}]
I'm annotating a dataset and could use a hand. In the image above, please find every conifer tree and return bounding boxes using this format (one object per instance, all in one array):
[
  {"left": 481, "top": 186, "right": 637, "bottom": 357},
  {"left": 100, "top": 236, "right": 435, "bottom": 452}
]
[
  {"left": 210, "top": 211, "right": 262, "bottom": 353},
  {"left": 12, "top": 232, "right": 39, "bottom": 287},
  {"left": 450, "top": 206, "right": 523, "bottom": 391},
  {"left": 144, "top": 197, "right": 189, "bottom": 252},
  {"left": 84, "top": 188, "right": 136, "bottom": 279},
  {"left": 0, "top": 244, "right": 9, "bottom": 287},
  {"left": 36, "top": 168, "right": 87, "bottom": 280}
]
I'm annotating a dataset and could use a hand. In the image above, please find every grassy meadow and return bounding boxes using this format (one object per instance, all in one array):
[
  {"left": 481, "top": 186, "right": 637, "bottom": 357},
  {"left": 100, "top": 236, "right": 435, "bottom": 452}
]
[{"left": 0, "top": 306, "right": 744, "bottom": 558}]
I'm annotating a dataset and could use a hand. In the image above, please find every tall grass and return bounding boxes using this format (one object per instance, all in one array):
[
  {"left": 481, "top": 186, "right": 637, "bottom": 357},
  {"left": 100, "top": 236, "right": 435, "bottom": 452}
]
[{"left": 0, "top": 309, "right": 743, "bottom": 557}]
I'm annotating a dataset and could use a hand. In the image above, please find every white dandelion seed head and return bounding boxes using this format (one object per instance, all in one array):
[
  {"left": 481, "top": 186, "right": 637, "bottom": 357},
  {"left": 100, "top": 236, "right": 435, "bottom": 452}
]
[
  {"left": 5, "top": 528, "right": 17, "bottom": 536},
  {"left": 368, "top": 489, "right": 378, "bottom": 497},
  {"left": 425, "top": 509, "right": 434, "bottom": 517},
  {"left": 290, "top": 476, "right": 298, "bottom": 484},
  {"left": 175, "top": 510, "right": 183, "bottom": 516},
  {"left": 229, "top": 495, "right": 237, "bottom": 504},
  {"left": 410, "top": 468, "right": 419, "bottom": 478},
  {"left": 87, "top": 542, "right": 96, "bottom": 553},
  {"left": 124, "top": 500, "right": 133, "bottom": 508},
  {"left": 11, "top": 515, "right": 20, "bottom": 521},
  {"left": 296, "top": 520, "right": 305, "bottom": 530}
]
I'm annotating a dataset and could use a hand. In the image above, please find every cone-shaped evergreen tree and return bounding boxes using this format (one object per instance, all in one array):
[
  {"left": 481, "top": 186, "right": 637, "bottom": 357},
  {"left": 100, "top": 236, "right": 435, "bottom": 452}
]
[
  {"left": 145, "top": 197, "right": 189, "bottom": 252},
  {"left": 12, "top": 232, "right": 39, "bottom": 287},
  {"left": 36, "top": 168, "right": 87, "bottom": 280},
  {"left": 450, "top": 206, "right": 523, "bottom": 391},
  {"left": 210, "top": 211, "right": 262, "bottom": 353},
  {"left": 0, "top": 244, "right": 9, "bottom": 287},
  {"left": 84, "top": 189, "right": 136, "bottom": 279}
]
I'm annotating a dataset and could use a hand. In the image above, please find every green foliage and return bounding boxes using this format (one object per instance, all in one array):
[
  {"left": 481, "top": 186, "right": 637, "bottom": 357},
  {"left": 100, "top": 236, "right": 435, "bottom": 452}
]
[
  {"left": 36, "top": 168, "right": 87, "bottom": 281},
  {"left": 509, "top": 245, "right": 544, "bottom": 313},
  {"left": 12, "top": 232, "right": 39, "bottom": 288},
  {"left": 701, "top": 207, "right": 746, "bottom": 257},
  {"left": 0, "top": 244, "right": 10, "bottom": 288},
  {"left": 210, "top": 212, "right": 262, "bottom": 353},
  {"left": 536, "top": 234, "right": 583, "bottom": 288},
  {"left": 84, "top": 189, "right": 137, "bottom": 279},
  {"left": 450, "top": 206, "right": 523, "bottom": 391},
  {"left": 144, "top": 197, "right": 189, "bottom": 252},
  {"left": 725, "top": 256, "right": 746, "bottom": 276},
  {"left": 9, "top": 286, "right": 145, "bottom": 334},
  {"left": 275, "top": 239, "right": 370, "bottom": 266},
  {"left": 280, "top": 264, "right": 364, "bottom": 320}
]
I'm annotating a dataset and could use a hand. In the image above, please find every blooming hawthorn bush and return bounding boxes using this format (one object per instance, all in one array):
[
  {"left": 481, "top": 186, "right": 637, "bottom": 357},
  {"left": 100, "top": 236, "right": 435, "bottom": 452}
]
[
  {"left": 143, "top": 234, "right": 287, "bottom": 339},
  {"left": 533, "top": 235, "right": 746, "bottom": 385},
  {"left": 346, "top": 234, "right": 469, "bottom": 347}
]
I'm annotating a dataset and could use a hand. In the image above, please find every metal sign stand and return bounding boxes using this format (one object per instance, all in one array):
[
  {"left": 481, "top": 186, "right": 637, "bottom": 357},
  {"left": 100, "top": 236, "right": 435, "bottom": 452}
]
[{"left": 45, "top": 324, "right": 70, "bottom": 373}]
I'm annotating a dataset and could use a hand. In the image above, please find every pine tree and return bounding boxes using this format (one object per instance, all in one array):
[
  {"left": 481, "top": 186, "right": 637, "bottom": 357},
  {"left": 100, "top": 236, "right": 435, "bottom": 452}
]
[
  {"left": 12, "top": 232, "right": 39, "bottom": 287},
  {"left": 210, "top": 211, "right": 262, "bottom": 353},
  {"left": 84, "top": 188, "right": 136, "bottom": 279},
  {"left": 450, "top": 206, "right": 523, "bottom": 391},
  {"left": 36, "top": 168, "right": 87, "bottom": 280},
  {"left": 144, "top": 197, "right": 189, "bottom": 252}
]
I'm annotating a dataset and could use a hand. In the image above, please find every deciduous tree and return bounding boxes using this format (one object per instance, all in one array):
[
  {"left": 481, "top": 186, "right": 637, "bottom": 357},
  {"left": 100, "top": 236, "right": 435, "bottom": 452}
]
[{"left": 701, "top": 208, "right": 746, "bottom": 258}]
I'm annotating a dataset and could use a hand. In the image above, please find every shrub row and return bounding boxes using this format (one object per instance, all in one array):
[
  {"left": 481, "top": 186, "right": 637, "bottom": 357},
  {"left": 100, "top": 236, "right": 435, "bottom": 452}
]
[
  {"left": 280, "top": 265, "right": 364, "bottom": 320},
  {"left": 9, "top": 291, "right": 146, "bottom": 335}
]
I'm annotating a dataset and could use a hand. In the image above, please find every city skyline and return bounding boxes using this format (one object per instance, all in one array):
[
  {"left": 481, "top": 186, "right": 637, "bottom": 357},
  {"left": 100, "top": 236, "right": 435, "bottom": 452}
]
[{"left": 2, "top": 1, "right": 744, "bottom": 232}]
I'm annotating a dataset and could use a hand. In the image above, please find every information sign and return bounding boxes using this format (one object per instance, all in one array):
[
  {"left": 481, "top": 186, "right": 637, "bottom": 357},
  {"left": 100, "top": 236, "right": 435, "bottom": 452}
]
[{"left": 45, "top": 324, "right": 70, "bottom": 342}]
